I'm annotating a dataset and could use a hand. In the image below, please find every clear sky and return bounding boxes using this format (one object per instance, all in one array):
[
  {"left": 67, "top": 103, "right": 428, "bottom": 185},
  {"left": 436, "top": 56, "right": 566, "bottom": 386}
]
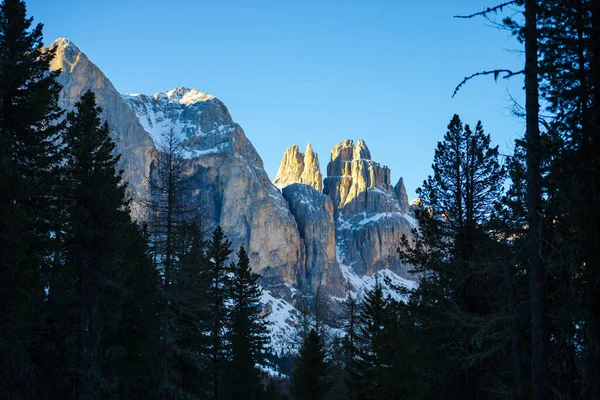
[{"left": 27, "top": 0, "right": 525, "bottom": 199}]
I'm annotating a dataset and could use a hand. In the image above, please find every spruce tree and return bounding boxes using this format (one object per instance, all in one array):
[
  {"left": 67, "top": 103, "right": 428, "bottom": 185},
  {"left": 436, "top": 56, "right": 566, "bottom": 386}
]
[
  {"left": 224, "top": 245, "right": 269, "bottom": 400},
  {"left": 170, "top": 220, "right": 212, "bottom": 399},
  {"left": 50, "top": 90, "right": 160, "bottom": 399},
  {"left": 291, "top": 329, "right": 331, "bottom": 400},
  {"left": 351, "top": 278, "right": 393, "bottom": 400},
  {"left": 398, "top": 114, "right": 507, "bottom": 398},
  {"left": 146, "top": 125, "right": 198, "bottom": 398},
  {"left": 205, "top": 226, "right": 233, "bottom": 400},
  {"left": 0, "top": 0, "right": 63, "bottom": 396}
]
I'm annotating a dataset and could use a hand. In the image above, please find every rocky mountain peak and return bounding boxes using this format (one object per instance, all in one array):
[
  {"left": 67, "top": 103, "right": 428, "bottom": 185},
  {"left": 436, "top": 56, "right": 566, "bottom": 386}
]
[
  {"left": 52, "top": 37, "right": 79, "bottom": 51},
  {"left": 353, "top": 138, "right": 372, "bottom": 160},
  {"left": 273, "top": 143, "right": 323, "bottom": 192},
  {"left": 47, "top": 38, "right": 155, "bottom": 220},
  {"left": 158, "top": 87, "right": 216, "bottom": 105},
  {"left": 120, "top": 87, "right": 263, "bottom": 164},
  {"left": 394, "top": 177, "right": 410, "bottom": 213},
  {"left": 324, "top": 139, "right": 393, "bottom": 213}
]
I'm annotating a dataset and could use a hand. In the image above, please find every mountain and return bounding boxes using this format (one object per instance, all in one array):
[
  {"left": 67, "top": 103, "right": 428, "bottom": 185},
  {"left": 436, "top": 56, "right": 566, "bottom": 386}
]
[
  {"left": 48, "top": 38, "right": 155, "bottom": 218},
  {"left": 275, "top": 139, "right": 418, "bottom": 284},
  {"left": 47, "top": 38, "right": 418, "bottom": 351},
  {"left": 273, "top": 143, "right": 322, "bottom": 191}
]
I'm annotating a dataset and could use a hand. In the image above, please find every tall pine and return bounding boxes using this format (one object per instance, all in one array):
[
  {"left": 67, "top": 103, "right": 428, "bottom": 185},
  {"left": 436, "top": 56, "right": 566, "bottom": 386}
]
[
  {"left": 224, "top": 245, "right": 269, "bottom": 400},
  {"left": 398, "top": 114, "right": 507, "bottom": 398},
  {"left": 291, "top": 329, "right": 331, "bottom": 400},
  {"left": 0, "top": 0, "right": 63, "bottom": 397},
  {"left": 50, "top": 90, "right": 160, "bottom": 399},
  {"left": 206, "top": 226, "right": 233, "bottom": 400}
]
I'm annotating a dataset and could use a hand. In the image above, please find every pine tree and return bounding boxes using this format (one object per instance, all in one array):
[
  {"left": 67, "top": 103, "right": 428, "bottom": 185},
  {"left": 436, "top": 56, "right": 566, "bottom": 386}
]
[
  {"left": 340, "top": 294, "right": 359, "bottom": 400},
  {"left": 351, "top": 278, "right": 394, "bottom": 400},
  {"left": 108, "top": 222, "right": 162, "bottom": 399},
  {"left": 146, "top": 125, "right": 198, "bottom": 398},
  {"left": 0, "top": 0, "right": 63, "bottom": 396},
  {"left": 49, "top": 90, "right": 160, "bottom": 399},
  {"left": 205, "top": 226, "right": 233, "bottom": 400},
  {"left": 291, "top": 329, "right": 331, "bottom": 400},
  {"left": 224, "top": 245, "right": 269, "bottom": 400},
  {"left": 398, "top": 114, "right": 507, "bottom": 398},
  {"left": 170, "top": 220, "right": 212, "bottom": 399}
]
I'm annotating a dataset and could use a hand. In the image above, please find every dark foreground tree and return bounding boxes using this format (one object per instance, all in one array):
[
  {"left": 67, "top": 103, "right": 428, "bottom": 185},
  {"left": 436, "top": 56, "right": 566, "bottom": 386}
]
[
  {"left": 206, "top": 226, "right": 233, "bottom": 400},
  {"left": 0, "top": 0, "right": 63, "bottom": 396},
  {"left": 49, "top": 91, "right": 160, "bottom": 399},
  {"left": 398, "top": 114, "right": 507, "bottom": 399},
  {"left": 351, "top": 278, "right": 395, "bottom": 400},
  {"left": 292, "top": 329, "right": 331, "bottom": 400},
  {"left": 224, "top": 245, "right": 269, "bottom": 400},
  {"left": 170, "top": 220, "right": 212, "bottom": 399}
]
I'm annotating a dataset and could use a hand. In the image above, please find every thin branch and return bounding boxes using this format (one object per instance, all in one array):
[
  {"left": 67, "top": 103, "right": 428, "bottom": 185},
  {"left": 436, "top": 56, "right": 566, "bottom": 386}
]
[
  {"left": 453, "top": 69, "right": 524, "bottom": 98},
  {"left": 454, "top": 1, "right": 518, "bottom": 19}
]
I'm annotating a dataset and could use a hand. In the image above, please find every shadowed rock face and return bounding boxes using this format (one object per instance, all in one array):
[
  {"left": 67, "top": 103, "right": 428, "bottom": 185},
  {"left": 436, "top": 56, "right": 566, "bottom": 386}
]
[
  {"left": 273, "top": 143, "right": 322, "bottom": 191},
  {"left": 394, "top": 177, "right": 410, "bottom": 213},
  {"left": 282, "top": 184, "right": 343, "bottom": 297}
]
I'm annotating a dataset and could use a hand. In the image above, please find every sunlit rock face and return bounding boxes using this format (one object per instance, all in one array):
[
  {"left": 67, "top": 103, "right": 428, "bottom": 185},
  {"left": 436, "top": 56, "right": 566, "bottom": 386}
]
[
  {"left": 123, "top": 89, "right": 310, "bottom": 286},
  {"left": 274, "top": 138, "right": 419, "bottom": 280},
  {"left": 323, "top": 139, "right": 396, "bottom": 215},
  {"left": 273, "top": 143, "right": 323, "bottom": 192},
  {"left": 322, "top": 139, "right": 418, "bottom": 278},
  {"left": 48, "top": 38, "right": 307, "bottom": 290},
  {"left": 48, "top": 38, "right": 156, "bottom": 218}
]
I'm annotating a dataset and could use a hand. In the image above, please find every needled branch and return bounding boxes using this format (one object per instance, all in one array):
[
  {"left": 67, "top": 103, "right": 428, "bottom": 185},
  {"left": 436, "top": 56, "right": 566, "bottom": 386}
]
[
  {"left": 454, "top": 1, "right": 518, "bottom": 19},
  {"left": 453, "top": 69, "right": 524, "bottom": 97}
]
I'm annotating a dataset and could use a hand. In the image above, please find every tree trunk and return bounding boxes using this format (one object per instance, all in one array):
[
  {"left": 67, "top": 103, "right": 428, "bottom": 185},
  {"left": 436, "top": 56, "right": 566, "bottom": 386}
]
[
  {"left": 525, "top": 0, "right": 544, "bottom": 399},
  {"left": 503, "top": 262, "right": 526, "bottom": 400},
  {"left": 77, "top": 258, "right": 88, "bottom": 400}
]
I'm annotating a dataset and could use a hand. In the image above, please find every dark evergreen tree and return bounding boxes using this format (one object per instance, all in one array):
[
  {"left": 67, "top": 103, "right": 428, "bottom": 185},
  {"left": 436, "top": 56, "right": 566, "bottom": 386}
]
[
  {"left": 146, "top": 125, "right": 198, "bottom": 398},
  {"left": 50, "top": 90, "right": 160, "bottom": 399},
  {"left": 351, "top": 278, "right": 394, "bottom": 400},
  {"left": 0, "top": 0, "right": 63, "bottom": 396},
  {"left": 398, "top": 115, "right": 507, "bottom": 399},
  {"left": 291, "top": 329, "right": 331, "bottom": 400},
  {"left": 169, "top": 219, "right": 212, "bottom": 399},
  {"left": 205, "top": 226, "right": 233, "bottom": 400},
  {"left": 224, "top": 245, "right": 269, "bottom": 400},
  {"left": 107, "top": 222, "right": 162, "bottom": 399},
  {"left": 339, "top": 294, "right": 359, "bottom": 400}
]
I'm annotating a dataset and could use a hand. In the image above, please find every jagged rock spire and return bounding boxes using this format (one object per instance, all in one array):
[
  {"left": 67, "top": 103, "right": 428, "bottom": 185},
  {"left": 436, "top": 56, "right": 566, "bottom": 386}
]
[
  {"left": 273, "top": 143, "right": 323, "bottom": 191},
  {"left": 323, "top": 139, "right": 392, "bottom": 213},
  {"left": 394, "top": 177, "right": 410, "bottom": 213}
]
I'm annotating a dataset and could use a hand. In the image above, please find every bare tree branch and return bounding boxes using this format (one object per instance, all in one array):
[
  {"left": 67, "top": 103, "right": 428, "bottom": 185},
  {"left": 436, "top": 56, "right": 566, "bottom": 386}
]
[{"left": 453, "top": 69, "right": 524, "bottom": 98}]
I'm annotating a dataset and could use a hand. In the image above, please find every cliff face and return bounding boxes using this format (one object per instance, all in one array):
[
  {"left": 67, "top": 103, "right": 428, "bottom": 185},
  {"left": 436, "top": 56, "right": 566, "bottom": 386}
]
[
  {"left": 48, "top": 38, "right": 155, "bottom": 218},
  {"left": 323, "top": 139, "right": 417, "bottom": 278},
  {"left": 282, "top": 184, "right": 343, "bottom": 296},
  {"left": 274, "top": 138, "right": 418, "bottom": 281},
  {"left": 48, "top": 38, "right": 308, "bottom": 292},
  {"left": 323, "top": 139, "right": 395, "bottom": 215},
  {"left": 273, "top": 143, "right": 322, "bottom": 192}
]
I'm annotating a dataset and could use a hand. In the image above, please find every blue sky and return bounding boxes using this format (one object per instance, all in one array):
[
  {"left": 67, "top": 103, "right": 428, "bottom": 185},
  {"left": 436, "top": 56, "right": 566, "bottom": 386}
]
[{"left": 28, "top": 0, "right": 525, "bottom": 198}]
